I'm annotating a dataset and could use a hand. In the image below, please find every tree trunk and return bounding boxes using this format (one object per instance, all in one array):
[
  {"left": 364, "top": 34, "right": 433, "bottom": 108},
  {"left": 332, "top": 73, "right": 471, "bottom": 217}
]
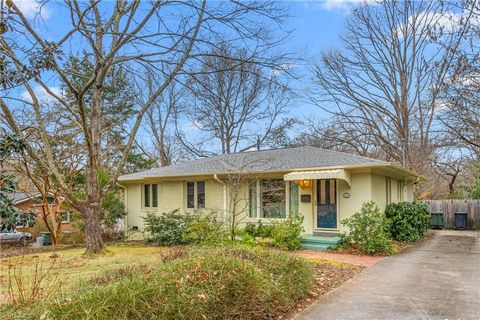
[
  {"left": 83, "top": 202, "right": 104, "bottom": 254},
  {"left": 448, "top": 174, "right": 458, "bottom": 196}
]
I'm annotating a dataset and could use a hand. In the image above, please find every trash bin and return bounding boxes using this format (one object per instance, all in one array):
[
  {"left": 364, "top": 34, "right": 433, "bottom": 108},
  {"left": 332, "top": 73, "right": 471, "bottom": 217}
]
[
  {"left": 430, "top": 213, "right": 444, "bottom": 229},
  {"left": 36, "top": 236, "right": 44, "bottom": 247},
  {"left": 454, "top": 212, "right": 468, "bottom": 230},
  {"left": 40, "top": 232, "right": 52, "bottom": 246}
]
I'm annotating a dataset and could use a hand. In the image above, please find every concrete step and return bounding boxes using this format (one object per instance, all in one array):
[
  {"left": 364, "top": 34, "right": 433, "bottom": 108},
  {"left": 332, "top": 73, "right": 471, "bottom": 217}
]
[
  {"left": 299, "top": 243, "right": 332, "bottom": 251},
  {"left": 300, "top": 234, "right": 341, "bottom": 251},
  {"left": 301, "top": 236, "right": 341, "bottom": 245},
  {"left": 312, "top": 231, "right": 341, "bottom": 237}
]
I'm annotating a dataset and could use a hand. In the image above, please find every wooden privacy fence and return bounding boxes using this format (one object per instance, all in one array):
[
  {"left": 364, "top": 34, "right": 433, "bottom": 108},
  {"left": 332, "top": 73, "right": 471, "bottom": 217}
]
[{"left": 422, "top": 200, "right": 480, "bottom": 230}]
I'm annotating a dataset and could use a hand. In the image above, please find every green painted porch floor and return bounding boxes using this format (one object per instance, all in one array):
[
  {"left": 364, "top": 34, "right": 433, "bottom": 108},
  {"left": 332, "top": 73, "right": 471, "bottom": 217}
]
[{"left": 300, "top": 234, "right": 341, "bottom": 251}]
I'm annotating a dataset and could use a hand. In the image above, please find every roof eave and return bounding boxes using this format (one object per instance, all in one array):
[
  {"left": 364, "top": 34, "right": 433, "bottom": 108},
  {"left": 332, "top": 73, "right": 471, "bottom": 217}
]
[{"left": 117, "top": 162, "right": 419, "bottom": 182}]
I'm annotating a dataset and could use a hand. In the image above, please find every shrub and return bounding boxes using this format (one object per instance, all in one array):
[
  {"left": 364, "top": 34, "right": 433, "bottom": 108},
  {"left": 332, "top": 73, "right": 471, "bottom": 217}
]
[
  {"left": 242, "top": 221, "right": 276, "bottom": 238},
  {"left": 237, "top": 231, "right": 258, "bottom": 247},
  {"left": 61, "top": 214, "right": 85, "bottom": 245},
  {"left": 272, "top": 215, "right": 304, "bottom": 250},
  {"left": 385, "top": 202, "right": 430, "bottom": 243},
  {"left": 142, "top": 209, "right": 192, "bottom": 246},
  {"left": 185, "top": 210, "right": 228, "bottom": 245},
  {"left": 256, "top": 221, "right": 276, "bottom": 238},
  {"left": 101, "top": 228, "right": 125, "bottom": 242},
  {"left": 243, "top": 223, "right": 258, "bottom": 237},
  {"left": 32, "top": 246, "right": 314, "bottom": 320},
  {"left": 341, "top": 202, "right": 393, "bottom": 255}
]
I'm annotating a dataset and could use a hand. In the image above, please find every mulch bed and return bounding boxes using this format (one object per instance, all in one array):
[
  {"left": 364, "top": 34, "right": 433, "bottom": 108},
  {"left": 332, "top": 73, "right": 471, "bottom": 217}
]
[
  {"left": 327, "top": 230, "right": 435, "bottom": 257},
  {"left": 284, "top": 260, "right": 363, "bottom": 319}
]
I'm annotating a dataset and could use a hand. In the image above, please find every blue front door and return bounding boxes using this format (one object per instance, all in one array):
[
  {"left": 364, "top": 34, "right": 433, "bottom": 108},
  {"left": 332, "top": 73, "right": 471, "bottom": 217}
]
[{"left": 316, "top": 179, "right": 337, "bottom": 229}]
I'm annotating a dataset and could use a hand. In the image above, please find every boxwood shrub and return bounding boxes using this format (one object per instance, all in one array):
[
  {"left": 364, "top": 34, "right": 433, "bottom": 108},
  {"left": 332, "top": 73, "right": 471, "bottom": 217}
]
[
  {"left": 143, "top": 209, "right": 192, "bottom": 246},
  {"left": 385, "top": 201, "right": 430, "bottom": 243},
  {"left": 341, "top": 201, "right": 394, "bottom": 255}
]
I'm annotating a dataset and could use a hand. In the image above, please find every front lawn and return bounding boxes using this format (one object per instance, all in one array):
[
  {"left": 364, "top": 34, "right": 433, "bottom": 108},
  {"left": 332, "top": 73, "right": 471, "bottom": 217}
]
[
  {"left": 0, "top": 244, "right": 361, "bottom": 319},
  {"left": 0, "top": 243, "right": 168, "bottom": 305}
]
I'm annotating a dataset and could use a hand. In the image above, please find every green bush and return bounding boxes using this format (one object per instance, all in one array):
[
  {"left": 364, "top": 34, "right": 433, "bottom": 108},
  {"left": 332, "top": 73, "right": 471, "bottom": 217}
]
[
  {"left": 272, "top": 215, "right": 304, "bottom": 250},
  {"left": 239, "top": 232, "right": 258, "bottom": 247},
  {"left": 385, "top": 202, "right": 430, "bottom": 243},
  {"left": 341, "top": 202, "right": 393, "bottom": 255},
  {"left": 26, "top": 246, "right": 314, "bottom": 320},
  {"left": 185, "top": 210, "right": 228, "bottom": 245},
  {"left": 142, "top": 209, "right": 192, "bottom": 246},
  {"left": 243, "top": 220, "right": 276, "bottom": 238}
]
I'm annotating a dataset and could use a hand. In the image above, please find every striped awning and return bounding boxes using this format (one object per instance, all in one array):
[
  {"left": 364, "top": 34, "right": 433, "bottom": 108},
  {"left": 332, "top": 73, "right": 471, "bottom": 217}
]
[{"left": 284, "top": 169, "right": 351, "bottom": 186}]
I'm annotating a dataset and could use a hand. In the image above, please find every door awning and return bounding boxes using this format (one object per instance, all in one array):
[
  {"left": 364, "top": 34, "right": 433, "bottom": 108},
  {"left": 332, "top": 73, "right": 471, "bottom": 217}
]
[{"left": 284, "top": 169, "right": 351, "bottom": 186}]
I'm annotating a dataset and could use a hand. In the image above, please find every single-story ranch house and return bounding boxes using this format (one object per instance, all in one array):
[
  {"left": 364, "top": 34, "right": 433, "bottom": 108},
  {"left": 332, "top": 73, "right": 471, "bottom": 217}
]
[{"left": 118, "top": 146, "right": 422, "bottom": 247}]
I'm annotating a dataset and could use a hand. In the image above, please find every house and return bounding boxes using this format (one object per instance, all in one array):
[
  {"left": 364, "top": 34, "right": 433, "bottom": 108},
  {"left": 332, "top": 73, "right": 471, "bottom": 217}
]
[
  {"left": 6, "top": 192, "right": 73, "bottom": 232},
  {"left": 118, "top": 146, "right": 422, "bottom": 247}
]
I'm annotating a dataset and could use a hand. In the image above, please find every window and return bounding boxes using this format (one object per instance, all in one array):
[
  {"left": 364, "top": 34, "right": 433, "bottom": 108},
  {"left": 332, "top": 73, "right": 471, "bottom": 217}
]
[
  {"left": 144, "top": 184, "right": 150, "bottom": 207},
  {"left": 186, "top": 181, "right": 205, "bottom": 209},
  {"left": 289, "top": 182, "right": 299, "bottom": 215},
  {"left": 261, "top": 179, "right": 286, "bottom": 218},
  {"left": 397, "top": 181, "right": 404, "bottom": 202},
  {"left": 248, "top": 179, "right": 293, "bottom": 219},
  {"left": 249, "top": 181, "right": 257, "bottom": 218},
  {"left": 143, "top": 184, "right": 158, "bottom": 208},
  {"left": 33, "top": 196, "right": 55, "bottom": 205},
  {"left": 386, "top": 178, "right": 392, "bottom": 204},
  {"left": 61, "top": 211, "right": 70, "bottom": 223},
  {"left": 197, "top": 181, "right": 205, "bottom": 208}
]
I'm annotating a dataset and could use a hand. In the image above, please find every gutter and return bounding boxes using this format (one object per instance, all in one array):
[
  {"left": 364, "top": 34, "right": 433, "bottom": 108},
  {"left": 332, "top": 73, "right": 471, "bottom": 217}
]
[{"left": 213, "top": 174, "right": 227, "bottom": 219}]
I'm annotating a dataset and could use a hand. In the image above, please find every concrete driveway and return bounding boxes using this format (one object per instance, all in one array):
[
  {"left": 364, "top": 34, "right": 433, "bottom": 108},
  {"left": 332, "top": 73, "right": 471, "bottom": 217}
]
[{"left": 297, "top": 230, "right": 480, "bottom": 320}]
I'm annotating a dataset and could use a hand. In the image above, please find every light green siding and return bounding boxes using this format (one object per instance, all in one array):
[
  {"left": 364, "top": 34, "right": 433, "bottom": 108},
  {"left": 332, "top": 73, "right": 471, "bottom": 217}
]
[
  {"left": 337, "top": 173, "right": 373, "bottom": 233},
  {"left": 123, "top": 171, "right": 414, "bottom": 238}
]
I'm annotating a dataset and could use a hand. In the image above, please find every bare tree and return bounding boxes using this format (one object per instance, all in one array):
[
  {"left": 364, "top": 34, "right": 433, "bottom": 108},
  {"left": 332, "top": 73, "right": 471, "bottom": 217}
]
[
  {"left": 143, "top": 80, "right": 183, "bottom": 167},
  {"left": 0, "top": 0, "right": 289, "bottom": 253},
  {"left": 220, "top": 155, "right": 278, "bottom": 240},
  {"left": 432, "top": 147, "right": 471, "bottom": 197},
  {"left": 309, "top": 0, "right": 475, "bottom": 173},
  {"left": 296, "top": 117, "right": 383, "bottom": 158},
  {"left": 177, "top": 44, "right": 292, "bottom": 156},
  {"left": 439, "top": 1, "right": 480, "bottom": 159}
]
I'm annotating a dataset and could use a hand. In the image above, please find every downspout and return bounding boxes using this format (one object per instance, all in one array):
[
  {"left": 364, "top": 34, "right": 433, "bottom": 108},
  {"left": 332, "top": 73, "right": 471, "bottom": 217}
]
[
  {"left": 116, "top": 183, "right": 128, "bottom": 239},
  {"left": 214, "top": 174, "right": 227, "bottom": 219}
]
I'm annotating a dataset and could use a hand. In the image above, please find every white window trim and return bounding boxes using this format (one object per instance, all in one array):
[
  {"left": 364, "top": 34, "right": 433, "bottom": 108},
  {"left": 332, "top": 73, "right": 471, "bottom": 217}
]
[
  {"left": 142, "top": 183, "right": 159, "bottom": 210},
  {"left": 249, "top": 179, "right": 290, "bottom": 221},
  {"left": 185, "top": 181, "right": 206, "bottom": 209},
  {"left": 61, "top": 211, "right": 71, "bottom": 224}
]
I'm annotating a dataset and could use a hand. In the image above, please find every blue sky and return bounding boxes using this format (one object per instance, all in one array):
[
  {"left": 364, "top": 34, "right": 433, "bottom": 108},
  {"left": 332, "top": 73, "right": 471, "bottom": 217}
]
[
  {"left": 284, "top": 1, "right": 355, "bottom": 120},
  {"left": 290, "top": 1, "right": 351, "bottom": 56},
  {"left": 8, "top": 0, "right": 362, "bottom": 150}
]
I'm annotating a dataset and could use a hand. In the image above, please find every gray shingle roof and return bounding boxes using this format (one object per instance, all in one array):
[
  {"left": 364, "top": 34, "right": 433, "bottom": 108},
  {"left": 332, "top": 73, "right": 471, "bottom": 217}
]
[
  {"left": 4, "top": 192, "right": 41, "bottom": 204},
  {"left": 119, "top": 146, "right": 386, "bottom": 181}
]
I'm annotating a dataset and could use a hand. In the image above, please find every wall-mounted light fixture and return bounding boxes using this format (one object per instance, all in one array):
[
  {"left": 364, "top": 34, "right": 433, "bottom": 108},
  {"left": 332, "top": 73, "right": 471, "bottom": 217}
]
[{"left": 298, "top": 179, "right": 311, "bottom": 188}]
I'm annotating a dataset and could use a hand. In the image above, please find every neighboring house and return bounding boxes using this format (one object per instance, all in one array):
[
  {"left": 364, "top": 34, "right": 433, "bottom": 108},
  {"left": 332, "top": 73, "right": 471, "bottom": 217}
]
[
  {"left": 6, "top": 192, "right": 73, "bottom": 232},
  {"left": 118, "top": 146, "right": 422, "bottom": 243}
]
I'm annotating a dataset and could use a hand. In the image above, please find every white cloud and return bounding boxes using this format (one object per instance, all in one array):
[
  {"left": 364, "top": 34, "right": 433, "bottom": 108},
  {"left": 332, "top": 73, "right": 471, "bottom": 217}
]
[
  {"left": 317, "top": 0, "right": 377, "bottom": 14},
  {"left": 14, "top": 0, "right": 52, "bottom": 20},
  {"left": 183, "top": 120, "right": 203, "bottom": 132},
  {"left": 399, "top": 9, "right": 480, "bottom": 39},
  {"left": 21, "top": 86, "right": 61, "bottom": 105}
]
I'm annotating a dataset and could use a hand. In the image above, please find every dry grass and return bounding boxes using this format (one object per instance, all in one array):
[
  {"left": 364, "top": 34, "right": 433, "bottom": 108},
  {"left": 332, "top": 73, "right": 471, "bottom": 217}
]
[
  {"left": 1, "top": 245, "right": 316, "bottom": 320},
  {"left": 0, "top": 243, "right": 168, "bottom": 305}
]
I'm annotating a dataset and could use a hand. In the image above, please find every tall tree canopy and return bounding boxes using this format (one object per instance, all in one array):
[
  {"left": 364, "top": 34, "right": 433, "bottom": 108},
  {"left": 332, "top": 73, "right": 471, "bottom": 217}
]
[
  {"left": 0, "top": 0, "right": 291, "bottom": 253},
  {"left": 309, "top": 0, "right": 475, "bottom": 173}
]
